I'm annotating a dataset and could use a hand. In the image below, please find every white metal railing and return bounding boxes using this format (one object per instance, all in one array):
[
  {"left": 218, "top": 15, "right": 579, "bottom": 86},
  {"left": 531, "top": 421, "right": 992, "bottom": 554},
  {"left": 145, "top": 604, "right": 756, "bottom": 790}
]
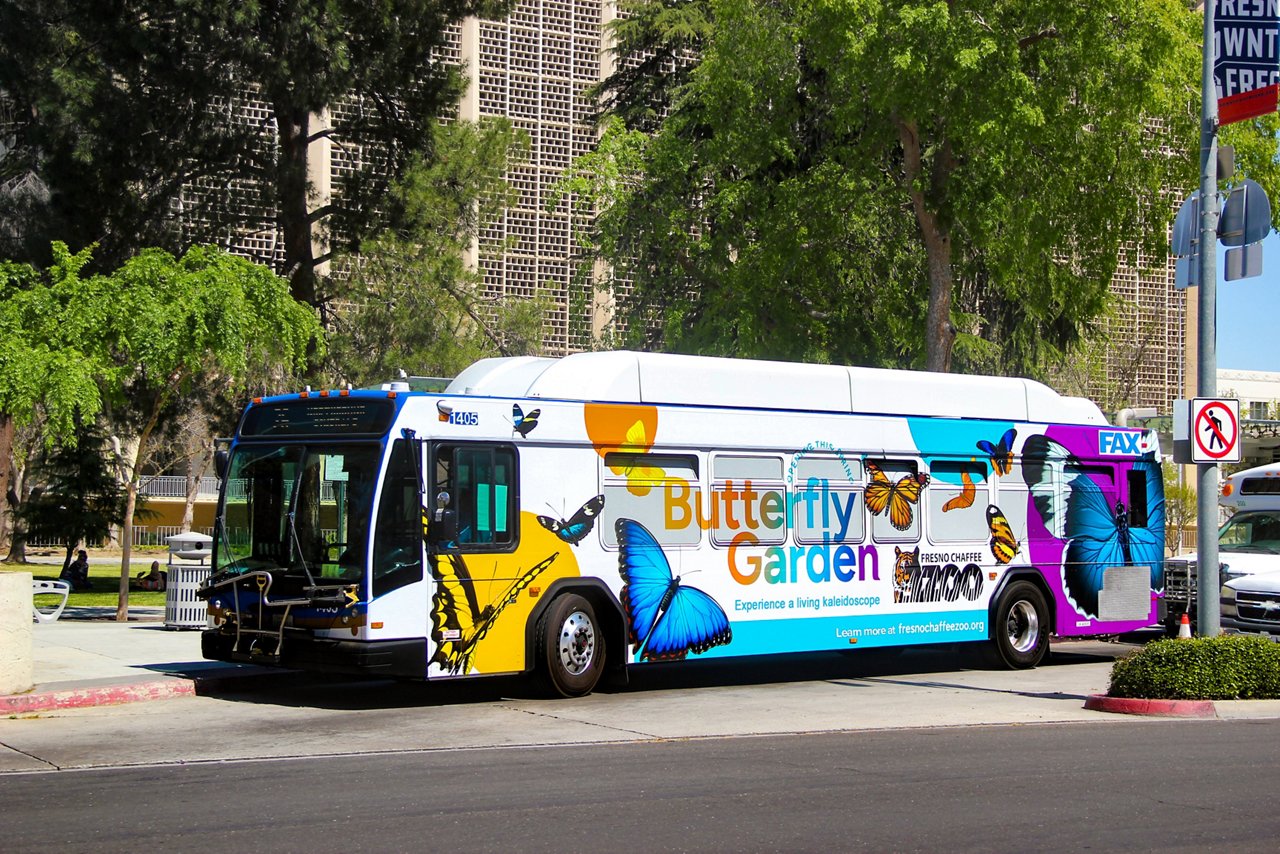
[
  {"left": 137, "top": 476, "right": 221, "bottom": 499},
  {"left": 23, "top": 526, "right": 215, "bottom": 549}
]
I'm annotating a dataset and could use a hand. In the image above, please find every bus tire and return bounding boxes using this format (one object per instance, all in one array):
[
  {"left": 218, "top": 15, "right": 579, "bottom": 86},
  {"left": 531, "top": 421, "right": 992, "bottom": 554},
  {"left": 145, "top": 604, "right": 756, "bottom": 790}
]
[
  {"left": 536, "top": 593, "right": 604, "bottom": 698},
  {"left": 985, "top": 580, "right": 1049, "bottom": 669}
]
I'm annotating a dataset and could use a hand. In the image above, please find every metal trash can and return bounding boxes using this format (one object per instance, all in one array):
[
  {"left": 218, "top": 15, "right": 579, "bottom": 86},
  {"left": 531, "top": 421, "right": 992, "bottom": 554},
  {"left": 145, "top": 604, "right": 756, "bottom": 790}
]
[{"left": 163, "top": 531, "right": 214, "bottom": 630}]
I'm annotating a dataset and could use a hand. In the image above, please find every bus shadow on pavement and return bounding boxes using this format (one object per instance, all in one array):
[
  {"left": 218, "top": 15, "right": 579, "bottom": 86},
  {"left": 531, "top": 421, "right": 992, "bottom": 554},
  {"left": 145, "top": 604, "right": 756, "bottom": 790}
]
[{"left": 187, "top": 639, "right": 1142, "bottom": 710}]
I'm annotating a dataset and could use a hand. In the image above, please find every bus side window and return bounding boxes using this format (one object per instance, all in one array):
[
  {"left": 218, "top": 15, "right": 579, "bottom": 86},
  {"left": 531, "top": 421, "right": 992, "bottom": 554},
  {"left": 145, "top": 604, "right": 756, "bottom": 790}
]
[
  {"left": 868, "top": 460, "right": 924, "bottom": 543},
  {"left": 710, "top": 454, "right": 786, "bottom": 547},
  {"left": 793, "top": 456, "right": 864, "bottom": 545},
  {"left": 927, "top": 459, "right": 988, "bottom": 542},
  {"left": 601, "top": 452, "right": 701, "bottom": 547},
  {"left": 1127, "top": 468, "right": 1151, "bottom": 528},
  {"left": 372, "top": 439, "right": 423, "bottom": 596},
  {"left": 435, "top": 444, "right": 518, "bottom": 549},
  {"left": 995, "top": 461, "right": 1030, "bottom": 546}
]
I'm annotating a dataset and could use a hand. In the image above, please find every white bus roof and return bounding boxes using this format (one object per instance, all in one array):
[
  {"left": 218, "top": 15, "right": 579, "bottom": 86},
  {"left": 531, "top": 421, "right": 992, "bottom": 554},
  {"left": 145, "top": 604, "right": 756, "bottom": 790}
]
[{"left": 445, "top": 351, "right": 1107, "bottom": 425}]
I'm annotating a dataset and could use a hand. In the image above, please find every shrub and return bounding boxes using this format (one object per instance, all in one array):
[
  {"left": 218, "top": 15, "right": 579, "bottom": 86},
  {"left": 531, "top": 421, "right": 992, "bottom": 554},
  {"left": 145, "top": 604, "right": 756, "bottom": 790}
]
[{"left": 1108, "top": 635, "right": 1280, "bottom": 700}]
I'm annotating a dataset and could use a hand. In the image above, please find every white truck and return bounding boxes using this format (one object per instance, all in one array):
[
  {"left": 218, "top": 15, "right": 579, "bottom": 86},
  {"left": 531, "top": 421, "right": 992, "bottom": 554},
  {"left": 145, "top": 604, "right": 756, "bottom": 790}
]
[{"left": 1165, "top": 463, "right": 1280, "bottom": 634}]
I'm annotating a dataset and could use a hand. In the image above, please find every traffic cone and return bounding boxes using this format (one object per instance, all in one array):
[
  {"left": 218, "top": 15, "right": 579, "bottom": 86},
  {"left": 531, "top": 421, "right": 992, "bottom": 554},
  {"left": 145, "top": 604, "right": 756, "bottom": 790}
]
[{"left": 1177, "top": 613, "right": 1192, "bottom": 639}]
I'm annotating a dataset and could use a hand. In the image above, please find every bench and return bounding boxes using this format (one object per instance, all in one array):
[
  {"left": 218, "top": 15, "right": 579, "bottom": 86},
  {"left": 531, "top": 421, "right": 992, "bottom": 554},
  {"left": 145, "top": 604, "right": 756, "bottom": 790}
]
[{"left": 32, "top": 579, "right": 70, "bottom": 624}]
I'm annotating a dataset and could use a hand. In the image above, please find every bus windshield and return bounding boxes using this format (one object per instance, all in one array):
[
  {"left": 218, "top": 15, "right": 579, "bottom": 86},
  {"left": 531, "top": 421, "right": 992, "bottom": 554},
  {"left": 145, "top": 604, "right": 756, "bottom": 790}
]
[
  {"left": 1219, "top": 510, "right": 1280, "bottom": 555},
  {"left": 216, "top": 443, "right": 381, "bottom": 582}
]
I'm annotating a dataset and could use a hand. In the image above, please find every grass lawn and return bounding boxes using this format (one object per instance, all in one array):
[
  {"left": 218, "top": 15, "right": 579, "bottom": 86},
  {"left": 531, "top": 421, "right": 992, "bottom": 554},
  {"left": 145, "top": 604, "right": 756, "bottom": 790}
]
[{"left": 3, "top": 554, "right": 171, "bottom": 608}]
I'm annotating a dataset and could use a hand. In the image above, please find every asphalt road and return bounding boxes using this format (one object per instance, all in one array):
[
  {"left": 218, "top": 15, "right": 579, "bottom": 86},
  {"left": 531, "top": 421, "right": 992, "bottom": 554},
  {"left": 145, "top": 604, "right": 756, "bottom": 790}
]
[{"left": 2, "top": 719, "right": 1277, "bottom": 852}]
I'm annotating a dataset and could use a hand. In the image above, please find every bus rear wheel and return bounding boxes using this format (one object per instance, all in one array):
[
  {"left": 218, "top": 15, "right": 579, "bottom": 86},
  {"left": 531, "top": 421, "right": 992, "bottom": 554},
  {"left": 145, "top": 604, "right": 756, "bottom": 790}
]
[
  {"left": 985, "top": 580, "right": 1049, "bottom": 669},
  {"left": 536, "top": 593, "right": 605, "bottom": 697}
]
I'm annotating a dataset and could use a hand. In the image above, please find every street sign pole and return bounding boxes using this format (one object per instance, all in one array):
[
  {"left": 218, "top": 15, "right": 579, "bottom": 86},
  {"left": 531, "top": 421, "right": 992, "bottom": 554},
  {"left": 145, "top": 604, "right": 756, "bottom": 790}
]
[{"left": 1197, "top": 1, "right": 1221, "bottom": 637}]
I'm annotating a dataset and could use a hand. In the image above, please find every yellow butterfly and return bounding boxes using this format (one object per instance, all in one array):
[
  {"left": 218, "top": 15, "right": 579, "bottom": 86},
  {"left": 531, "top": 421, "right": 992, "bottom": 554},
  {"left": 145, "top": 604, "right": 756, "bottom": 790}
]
[
  {"left": 865, "top": 463, "right": 929, "bottom": 531},
  {"left": 609, "top": 419, "right": 667, "bottom": 497},
  {"left": 986, "top": 504, "right": 1021, "bottom": 565},
  {"left": 430, "top": 552, "right": 557, "bottom": 675}
]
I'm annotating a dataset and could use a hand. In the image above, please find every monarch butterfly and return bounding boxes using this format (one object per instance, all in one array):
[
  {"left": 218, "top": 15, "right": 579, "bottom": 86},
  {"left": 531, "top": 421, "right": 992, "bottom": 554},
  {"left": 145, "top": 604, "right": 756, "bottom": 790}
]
[
  {"left": 942, "top": 465, "right": 977, "bottom": 512},
  {"left": 865, "top": 463, "right": 929, "bottom": 531},
  {"left": 986, "top": 504, "right": 1020, "bottom": 565},
  {"left": 978, "top": 428, "right": 1017, "bottom": 476}
]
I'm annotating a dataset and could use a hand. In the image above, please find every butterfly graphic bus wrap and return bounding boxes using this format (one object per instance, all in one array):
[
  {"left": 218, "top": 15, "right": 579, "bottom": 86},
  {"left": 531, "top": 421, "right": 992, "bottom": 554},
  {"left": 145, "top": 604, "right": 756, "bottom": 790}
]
[
  {"left": 616, "top": 518, "right": 732, "bottom": 662},
  {"left": 200, "top": 350, "right": 1165, "bottom": 696}
]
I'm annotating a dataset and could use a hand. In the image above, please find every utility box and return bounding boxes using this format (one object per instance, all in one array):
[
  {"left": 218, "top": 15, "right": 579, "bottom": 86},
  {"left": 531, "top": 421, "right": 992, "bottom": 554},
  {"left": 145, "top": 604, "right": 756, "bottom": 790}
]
[{"left": 164, "top": 531, "right": 213, "bottom": 630}]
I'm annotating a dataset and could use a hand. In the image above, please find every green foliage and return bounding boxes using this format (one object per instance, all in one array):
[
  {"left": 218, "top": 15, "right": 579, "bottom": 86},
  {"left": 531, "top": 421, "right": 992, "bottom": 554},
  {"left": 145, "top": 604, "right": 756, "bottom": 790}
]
[
  {"left": 1, "top": 0, "right": 512, "bottom": 304},
  {"left": 15, "top": 417, "right": 127, "bottom": 570},
  {"left": 1222, "top": 114, "right": 1280, "bottom": 231},
  {"left": 576, "top": 0, "right": 1208, "bottom": 375},
  {"left": 107, "top": 245, "right": 321, "bottom": 397},
  {"left": 593, "top": 0, "right": 713, "bottom": 131},
  {"left": 1109, "top": 636, "right": 1280, "bottom": 700},
  {"left": 0, "top": 244, "right": 116, "bottom": 444},
  {"left": 325, "top": 120, "right": 545, "bottom": 386}
]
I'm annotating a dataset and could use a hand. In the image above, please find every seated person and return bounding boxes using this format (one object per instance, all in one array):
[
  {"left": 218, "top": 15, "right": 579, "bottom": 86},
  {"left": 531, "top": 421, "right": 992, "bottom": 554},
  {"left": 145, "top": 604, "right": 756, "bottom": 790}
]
[
  {"left": 59, "top": 550, "right": 92, "bottom": 591},
  {"left": 134, "top": 560, "right": 168, "bottom": 591}
]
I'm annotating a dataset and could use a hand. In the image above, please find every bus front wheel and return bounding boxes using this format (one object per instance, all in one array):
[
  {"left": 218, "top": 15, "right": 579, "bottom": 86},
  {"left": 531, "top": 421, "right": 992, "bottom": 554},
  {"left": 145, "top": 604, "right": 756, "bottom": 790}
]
[
  {"left": 985, "top": 580, "right": 1049, "bottom": 669},
  {"left": 536, "top": 593, "right": 605, "bottom": 697}
]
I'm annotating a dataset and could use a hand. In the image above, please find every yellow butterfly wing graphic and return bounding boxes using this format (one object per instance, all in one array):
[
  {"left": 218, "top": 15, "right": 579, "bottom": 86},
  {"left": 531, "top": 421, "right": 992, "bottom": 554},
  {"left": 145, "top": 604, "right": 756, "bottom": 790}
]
[
  {"left": 608, "top": 419, "right": 667, "bottom": 496},
  {"left": 430, "top": 552, "right": 558, "bottom": 675},
  {"left": 986, "top": 504, "right": 1021, "bottom": 565},
  {"left": 866, "top": 463, "right": 928, "bottom": 531},
  {"left": 864, "top": 463, "right": 893, "bottom": 516}
]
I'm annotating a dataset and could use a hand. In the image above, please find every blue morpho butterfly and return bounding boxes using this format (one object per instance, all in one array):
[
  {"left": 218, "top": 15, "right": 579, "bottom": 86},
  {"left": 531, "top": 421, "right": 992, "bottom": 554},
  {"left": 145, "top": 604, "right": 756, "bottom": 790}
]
[
  {"left": 1022, "top": 435, "right": 1165, "bottom": 619},
  {"left": 537, "top": 494, "right": 605, "bottom": 546},
  {"left": 978, "top": 427, "right": 1017, "bottom": 476},
  {"left": 512, "top": 404, "right": 540, "bottom": 438},
  {"left": 615, "top": 518, "right": 732, "bottom": 662}
]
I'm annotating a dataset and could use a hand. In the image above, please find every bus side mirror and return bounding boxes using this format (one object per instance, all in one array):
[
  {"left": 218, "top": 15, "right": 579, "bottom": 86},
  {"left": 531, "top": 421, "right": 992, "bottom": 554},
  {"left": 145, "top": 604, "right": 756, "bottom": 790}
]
[
  {"left": 214, "top": 449, "right": 229, "bottom": 481},
  {"left": 431, "top": 510, "right": 458, "bottom": 544},
  {"left": 430, "top": 490, "right": 456, "bottom": 543}
]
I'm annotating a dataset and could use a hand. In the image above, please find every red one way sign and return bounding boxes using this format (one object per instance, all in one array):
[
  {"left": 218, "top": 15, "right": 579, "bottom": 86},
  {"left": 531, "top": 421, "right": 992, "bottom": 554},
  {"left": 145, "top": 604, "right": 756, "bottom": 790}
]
[{"left": 1192, "top": 398, "right": 1241, "bottom": 463}]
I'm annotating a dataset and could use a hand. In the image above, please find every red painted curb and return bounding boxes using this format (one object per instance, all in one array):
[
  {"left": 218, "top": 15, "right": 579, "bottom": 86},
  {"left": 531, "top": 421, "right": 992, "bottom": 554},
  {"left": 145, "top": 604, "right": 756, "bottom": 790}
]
[
  {"left": 1083, "top": 694, "right": 1217, "bottom": 718},
  {"left": 1, "top": 679, "right": 195, "bottom": 714}
]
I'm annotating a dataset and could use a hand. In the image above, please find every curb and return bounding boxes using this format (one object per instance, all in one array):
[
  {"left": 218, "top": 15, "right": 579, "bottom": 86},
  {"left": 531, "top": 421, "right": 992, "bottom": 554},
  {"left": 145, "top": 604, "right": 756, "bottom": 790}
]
[
  {"left": 1083, "top": 694, "right": 1217, "bottom": 718},
  {"left": 1, "top": 667, "right": 298, "bottom": 715},
  {"left": 1, "top": 678, "right": 195, "bottom": 714}
]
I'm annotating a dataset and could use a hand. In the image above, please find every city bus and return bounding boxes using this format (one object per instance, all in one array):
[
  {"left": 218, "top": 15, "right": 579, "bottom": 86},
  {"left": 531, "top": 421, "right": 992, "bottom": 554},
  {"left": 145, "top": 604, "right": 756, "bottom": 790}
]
[{"left": 198, "top": 351, "right": 1166, "bottom": 696}]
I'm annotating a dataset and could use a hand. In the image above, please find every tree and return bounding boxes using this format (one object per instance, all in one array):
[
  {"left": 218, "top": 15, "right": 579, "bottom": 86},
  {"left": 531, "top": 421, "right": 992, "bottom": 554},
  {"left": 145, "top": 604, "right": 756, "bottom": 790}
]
[
  {"left": 576, "top": 0, "right": 1205, "bottom": 374},
  {"left": 324, "top": 119, "right": 547, "bottom": 386},
  {"left": 16, "top": 416, "right": 127, "bottom": 574},
  {"left": 0, "top": 246, "right": 117, "bottom": 556},
  {"left": 1163, "top": 461, "right": 1196, "bottom": 554},
  {"left": 0, "top": 0, "right": 512, "bottom": 307},
  {"left": 102, "top": 245, "right": 322, "bottom": 620}
]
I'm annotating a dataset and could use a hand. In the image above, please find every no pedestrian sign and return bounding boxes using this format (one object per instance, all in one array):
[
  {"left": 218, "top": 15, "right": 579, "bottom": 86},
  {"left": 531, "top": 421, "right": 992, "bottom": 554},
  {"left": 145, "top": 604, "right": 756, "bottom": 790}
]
[{"left": 1192, "top": 398, "right": 1241, "bottom": 463}]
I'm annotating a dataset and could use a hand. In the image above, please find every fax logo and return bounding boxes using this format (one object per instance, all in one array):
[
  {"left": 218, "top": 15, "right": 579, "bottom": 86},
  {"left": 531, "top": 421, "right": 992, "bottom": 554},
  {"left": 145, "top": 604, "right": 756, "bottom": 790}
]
[{"left": 1098, "top": 430, "right": 1142, "bottom": 456}]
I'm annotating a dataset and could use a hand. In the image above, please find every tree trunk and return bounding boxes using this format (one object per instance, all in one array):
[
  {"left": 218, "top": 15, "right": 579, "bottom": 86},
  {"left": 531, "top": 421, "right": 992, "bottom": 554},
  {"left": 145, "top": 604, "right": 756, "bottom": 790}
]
[
  {"left": 897, "top": 118, "right": 956, "bottom": 373},
  {"left": 116, "top": 399, "right": 165, "bottom": 621},
  {"left": 5, "top": 459, "right": 28, "bottom": 564},
  {"left": 181, "top": 453, "right": 203, "bottom": 532},
  {"left": 117, "top": 483, "right": 137, "bottom": 621},
  {"left": 0, "top": 415, "right": 11, "bottom": 554},
  {"left": 276, "top": 105, "right": 318, "bottom": 308}
]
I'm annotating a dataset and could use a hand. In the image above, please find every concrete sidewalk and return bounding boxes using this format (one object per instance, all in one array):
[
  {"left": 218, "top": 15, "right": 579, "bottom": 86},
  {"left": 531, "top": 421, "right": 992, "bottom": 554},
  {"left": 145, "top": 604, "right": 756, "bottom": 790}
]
[
  {"left": 2, "top": 609, "right": 282, "bottom": 714},
  {"left": 7, "top": 613, "right": 1280, "bottom": 722}
]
